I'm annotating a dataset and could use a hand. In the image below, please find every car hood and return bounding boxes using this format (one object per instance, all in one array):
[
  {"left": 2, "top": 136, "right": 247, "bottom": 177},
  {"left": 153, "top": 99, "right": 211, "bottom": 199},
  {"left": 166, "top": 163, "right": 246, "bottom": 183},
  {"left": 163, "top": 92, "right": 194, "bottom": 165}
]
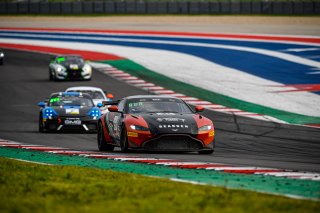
[
  {"left": 62, "top": 62, "right": 84, "bottom": 70},
  {"left": 138, "top": 113, "right": 198, "bottom": 134},
  {"left": 52, "top": 106, "right": 91, "bottom": 116}
]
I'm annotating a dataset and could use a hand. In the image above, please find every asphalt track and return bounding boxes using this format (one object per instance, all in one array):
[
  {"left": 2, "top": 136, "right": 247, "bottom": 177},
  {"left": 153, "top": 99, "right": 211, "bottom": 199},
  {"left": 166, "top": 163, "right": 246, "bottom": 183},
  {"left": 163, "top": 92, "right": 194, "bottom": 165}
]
[{"left": 1, "top": 49, "right": 320, "bottom": 172}]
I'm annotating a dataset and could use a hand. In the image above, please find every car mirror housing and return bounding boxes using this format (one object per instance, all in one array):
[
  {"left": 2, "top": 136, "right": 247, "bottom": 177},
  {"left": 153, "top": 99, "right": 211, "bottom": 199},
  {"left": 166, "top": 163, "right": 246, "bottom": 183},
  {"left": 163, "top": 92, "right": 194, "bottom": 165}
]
[
  {"left": 38, "top": 101, "right": 46, "bottom": 108},
  {"left": 106, "top": 93, "right": 114, "bottom": 99},
  {"left": 108, "top": 105, "right": 119, "bottom": 112},
  {"left": 195, "top": 106, "right": 204, "bottom": 112}
]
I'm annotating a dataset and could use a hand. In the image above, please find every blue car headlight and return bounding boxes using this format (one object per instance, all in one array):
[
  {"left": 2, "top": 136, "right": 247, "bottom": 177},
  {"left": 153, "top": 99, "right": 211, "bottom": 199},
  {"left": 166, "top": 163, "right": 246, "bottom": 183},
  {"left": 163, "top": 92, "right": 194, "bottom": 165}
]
[
  {"left": 43, "top": 108, "right": 58, "bottom": 119},
  {"left": 88, "top": 108, "right": 101, "bottom": 119}
]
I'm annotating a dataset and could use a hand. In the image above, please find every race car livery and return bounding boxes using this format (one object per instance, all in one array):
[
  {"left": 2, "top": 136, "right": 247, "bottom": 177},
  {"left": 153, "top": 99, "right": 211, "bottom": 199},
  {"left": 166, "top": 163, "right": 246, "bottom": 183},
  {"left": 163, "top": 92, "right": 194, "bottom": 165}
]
[
  {"left": 38, "top": 92, "right": 101, "bottom": 132},
  {"left": 97, "top": 95, "right": 215, "bottom": 154},
  {"left": 49, "top": 55, "right": 92, "bottom": 81}
]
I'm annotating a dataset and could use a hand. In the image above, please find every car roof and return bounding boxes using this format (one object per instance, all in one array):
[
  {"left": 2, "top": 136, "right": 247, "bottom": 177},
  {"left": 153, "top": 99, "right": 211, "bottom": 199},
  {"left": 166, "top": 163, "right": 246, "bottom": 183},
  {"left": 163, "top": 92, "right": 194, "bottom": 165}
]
[
  {"left": 123, "top": 95, "right": 180, "bottom": 100},
  {"left": 50, "top": 92, "right": 92, "bottom": 98},
  {"left": 66, "top": 86, "right": 104, "bottom": 92}
]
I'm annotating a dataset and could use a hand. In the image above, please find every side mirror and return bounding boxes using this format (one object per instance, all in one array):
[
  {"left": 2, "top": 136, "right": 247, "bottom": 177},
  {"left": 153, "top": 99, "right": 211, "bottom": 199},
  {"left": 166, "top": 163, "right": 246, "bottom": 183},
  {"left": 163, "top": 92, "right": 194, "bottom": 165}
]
[
  {"left": 195, "top": 106, "right": 204, "bottom": 112},
  {"left": 108, "top": 105, "right": 119, "bottom": 112},
  {"left": 97, "top": 103, "right": 103, "bottom": 108},
  {"left": 38, "top": 101, "right": 46, "bottom": 108},
  {"left": 106, "top": 93, "right": 114, "bottom": 100},
  {"left": 50, "top": 56, "right": 55, "bottom": 62}
]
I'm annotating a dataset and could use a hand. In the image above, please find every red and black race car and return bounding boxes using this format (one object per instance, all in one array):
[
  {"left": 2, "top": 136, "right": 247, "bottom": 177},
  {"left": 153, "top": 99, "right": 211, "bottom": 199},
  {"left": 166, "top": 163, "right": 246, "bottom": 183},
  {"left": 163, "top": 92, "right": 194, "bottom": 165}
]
[{"left": 97, "top": 95, "right": 215, "bottom": 154}]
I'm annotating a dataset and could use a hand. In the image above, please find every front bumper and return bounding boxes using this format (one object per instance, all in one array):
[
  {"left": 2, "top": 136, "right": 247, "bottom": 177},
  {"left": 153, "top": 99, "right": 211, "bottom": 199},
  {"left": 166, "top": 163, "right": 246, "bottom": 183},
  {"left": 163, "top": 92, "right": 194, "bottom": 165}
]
[
  {"left": 43, "top": 117, "right": 98, "bottom": 132},
  {"left": 128, "top": 133, "right": 214, "bottom": 152},
  {"left": 55, "top": 69, "right": 91, "bottom": 80}
]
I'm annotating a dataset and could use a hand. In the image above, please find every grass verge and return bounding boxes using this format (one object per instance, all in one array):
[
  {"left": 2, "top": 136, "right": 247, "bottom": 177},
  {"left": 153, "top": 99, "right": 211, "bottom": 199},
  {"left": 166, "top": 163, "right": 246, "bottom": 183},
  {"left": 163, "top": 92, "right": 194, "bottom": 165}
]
[{"left": 1, "top": 157, "right": 319, "bottom": 213}]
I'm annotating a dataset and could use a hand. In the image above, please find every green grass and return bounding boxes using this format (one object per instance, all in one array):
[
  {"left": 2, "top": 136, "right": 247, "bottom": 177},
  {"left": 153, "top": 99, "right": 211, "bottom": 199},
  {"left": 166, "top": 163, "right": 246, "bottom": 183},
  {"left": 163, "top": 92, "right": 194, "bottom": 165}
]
[{"left": 0, "top": 157, "right": 319, "bottom": 213}]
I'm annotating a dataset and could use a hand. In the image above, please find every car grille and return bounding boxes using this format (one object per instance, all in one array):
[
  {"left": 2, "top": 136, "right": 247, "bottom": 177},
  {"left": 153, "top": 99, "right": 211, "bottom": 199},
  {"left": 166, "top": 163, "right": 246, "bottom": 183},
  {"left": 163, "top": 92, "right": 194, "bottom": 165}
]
[
  {"left": 67, "top": 69, "right": 82, "bottom": 79},
  {"left": 142, "top": 134, "right": 203, "bottom": 151}
]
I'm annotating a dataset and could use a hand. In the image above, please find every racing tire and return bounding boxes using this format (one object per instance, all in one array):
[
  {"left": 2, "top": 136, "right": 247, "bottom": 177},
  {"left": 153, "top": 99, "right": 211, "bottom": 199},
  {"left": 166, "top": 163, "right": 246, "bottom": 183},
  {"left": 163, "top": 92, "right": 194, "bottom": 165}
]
[
  {"left": 97, "top": 122, "right": 114, "bottom": 151},
  {"left": 120, "top": 127, "right": 129, "bottom": 153},
  {"left": 49, "top": 69, "right": 53, "bottom": 81},
  {"left": 198, "top": 140, "right": 215, "bottom": 154},
  {"left": 198, "top": 149, "right": 214, "bottom": 154},
  {"left": 38, "top": 114, "right": 46, "bottom": 133}
]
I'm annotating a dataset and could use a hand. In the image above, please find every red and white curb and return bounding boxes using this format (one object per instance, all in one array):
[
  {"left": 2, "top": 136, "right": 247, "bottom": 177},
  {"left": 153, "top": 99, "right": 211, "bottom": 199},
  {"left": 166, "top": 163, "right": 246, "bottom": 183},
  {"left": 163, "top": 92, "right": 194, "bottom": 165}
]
[
  {"left": 1, "top": 139, "right": 319, "bottom": 181},
  {"left": 91, "top": 62, "right": 286, "bottom": 123}
]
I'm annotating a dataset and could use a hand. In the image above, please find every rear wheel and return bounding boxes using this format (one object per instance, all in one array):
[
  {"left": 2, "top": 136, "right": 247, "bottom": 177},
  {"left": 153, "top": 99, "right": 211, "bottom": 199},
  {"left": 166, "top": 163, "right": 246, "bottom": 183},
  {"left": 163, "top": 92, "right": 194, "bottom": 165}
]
[
  {"left": 120, "top": 127, "right": 129, "bottom": 152},
  {"left": 97, "top": 122, "right": 114, "bottom": 151}
]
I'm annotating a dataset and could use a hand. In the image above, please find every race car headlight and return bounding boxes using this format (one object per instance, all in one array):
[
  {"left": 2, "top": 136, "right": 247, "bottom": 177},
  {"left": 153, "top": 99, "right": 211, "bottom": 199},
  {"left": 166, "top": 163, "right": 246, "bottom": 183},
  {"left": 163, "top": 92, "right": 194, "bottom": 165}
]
[
  {"left": 0, "top": 53, "right": 4, "bottom": 57},
  {"left": 44, "top": 108, "right": 58, "bottom": 118},
  {"left": 56, "top": 65, "right": 66, "bottom": 74},
  {"left": 88, "top": 108, "right": 101, "bottom": 118},
  {"left": 130, "top": 125, "right": 149, "bottom": 131},
  {"left": 198, "top": 125, "right": 212, "bottom": 132},
  {"left": 82, "top": 64, "right": 92, "bottom": 75}
]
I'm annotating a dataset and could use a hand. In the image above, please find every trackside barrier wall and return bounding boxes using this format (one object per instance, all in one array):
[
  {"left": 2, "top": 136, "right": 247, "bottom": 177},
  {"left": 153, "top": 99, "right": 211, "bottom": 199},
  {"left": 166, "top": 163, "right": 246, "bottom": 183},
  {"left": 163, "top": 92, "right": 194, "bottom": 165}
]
[{"left": 0, "top": 1, "right": 319, "bottom": 15}]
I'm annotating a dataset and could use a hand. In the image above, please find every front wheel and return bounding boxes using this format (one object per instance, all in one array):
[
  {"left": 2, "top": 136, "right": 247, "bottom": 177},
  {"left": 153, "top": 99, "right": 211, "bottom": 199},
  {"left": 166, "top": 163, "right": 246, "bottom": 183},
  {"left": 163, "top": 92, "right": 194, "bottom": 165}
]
[
  {"left": 120, "top": 128, "right": 129, "bottom": 152},
  {"left": 198, "top": 149, "right": 214, "bottom": 154},
  {"left": 97, "top": 122, "right": 114, "bottom": 151},
  {"left": 198, "top": 140, "right": 215, "bottom": 154},
  {"left": 38, "top": 113, "right": 45, "bottom": 133}
]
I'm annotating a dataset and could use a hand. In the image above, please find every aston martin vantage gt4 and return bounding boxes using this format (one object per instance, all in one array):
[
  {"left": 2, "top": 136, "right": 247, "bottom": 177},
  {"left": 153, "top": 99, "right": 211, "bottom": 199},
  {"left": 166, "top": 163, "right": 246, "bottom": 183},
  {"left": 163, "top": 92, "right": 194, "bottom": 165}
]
[{"left": 97, "top": 95, "right": 215, "bottom": 154}]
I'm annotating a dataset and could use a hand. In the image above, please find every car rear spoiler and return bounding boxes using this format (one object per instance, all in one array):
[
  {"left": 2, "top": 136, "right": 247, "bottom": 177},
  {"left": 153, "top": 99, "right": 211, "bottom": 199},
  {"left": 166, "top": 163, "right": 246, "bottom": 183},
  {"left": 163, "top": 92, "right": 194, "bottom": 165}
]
[{"left": 102, "top": 100, "right": 119, "bottom": 106}]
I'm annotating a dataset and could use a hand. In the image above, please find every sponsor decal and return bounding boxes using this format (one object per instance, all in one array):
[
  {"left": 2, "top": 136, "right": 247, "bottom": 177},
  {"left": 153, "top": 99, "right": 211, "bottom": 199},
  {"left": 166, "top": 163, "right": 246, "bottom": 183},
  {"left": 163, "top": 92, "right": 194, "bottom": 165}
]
[
  {"left": 65, "top": 118, "right": 81, "bottom": 125},
  {"left": 156, "top": 113, "right": 176, "bottom": 115},
  {"left": 159, "top": 124, "right": 189, "bottom": 129},
  {"left": 156, "top": 118, "right": 185, "bottom": 122},
  {"left": 209, "top": 131, "right": 214, "bottom": 137},
  {"left": 66, "top": 108, "right": 79, "bottom": 115},
  {"left": 70, "top": 64, "right": 79, "bottom": 70},
  {"left": 127, "top": 132, "right": 138, "bottom": 137}
]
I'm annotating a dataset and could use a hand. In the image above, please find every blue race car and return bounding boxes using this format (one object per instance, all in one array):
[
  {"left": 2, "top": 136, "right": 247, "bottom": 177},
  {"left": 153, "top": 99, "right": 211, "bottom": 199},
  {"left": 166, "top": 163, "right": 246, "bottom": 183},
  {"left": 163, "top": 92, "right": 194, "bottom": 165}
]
[{"left": 38, "top": 92, "right": 101, "bottom": 132}]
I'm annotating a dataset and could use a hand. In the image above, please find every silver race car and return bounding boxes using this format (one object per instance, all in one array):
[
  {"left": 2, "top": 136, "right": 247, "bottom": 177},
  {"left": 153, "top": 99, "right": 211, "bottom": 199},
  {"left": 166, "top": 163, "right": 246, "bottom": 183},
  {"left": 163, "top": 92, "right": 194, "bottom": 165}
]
[{"left": 49, "top": 55, "right": 92, "bottom": 81}]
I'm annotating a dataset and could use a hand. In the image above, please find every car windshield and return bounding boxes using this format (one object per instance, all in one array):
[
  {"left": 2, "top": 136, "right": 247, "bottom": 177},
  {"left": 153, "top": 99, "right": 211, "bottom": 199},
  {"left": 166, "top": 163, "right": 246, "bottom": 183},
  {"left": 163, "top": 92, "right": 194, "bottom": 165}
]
[
  {"left": 49, "top": 95, "right": 93, "bottom": 107},
  {"left": 68, "top": 90, "right": 104, "bottom": 99},
  {"left": 57, "top": 56, "right": 84, "bottom": 65},
  {"left": 126, "top": 98, "right": 192, "bottom": 114}
]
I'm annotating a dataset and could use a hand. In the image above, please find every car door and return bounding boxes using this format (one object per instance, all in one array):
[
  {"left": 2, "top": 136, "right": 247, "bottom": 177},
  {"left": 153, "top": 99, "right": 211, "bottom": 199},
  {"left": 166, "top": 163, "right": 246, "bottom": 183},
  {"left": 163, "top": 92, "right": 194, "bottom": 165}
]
[
  {"left": 112, "top": 100, "right": 126, "bottom": 142},
  {"left": 104, "top": 100, "right": 125, "bottom": 143}
]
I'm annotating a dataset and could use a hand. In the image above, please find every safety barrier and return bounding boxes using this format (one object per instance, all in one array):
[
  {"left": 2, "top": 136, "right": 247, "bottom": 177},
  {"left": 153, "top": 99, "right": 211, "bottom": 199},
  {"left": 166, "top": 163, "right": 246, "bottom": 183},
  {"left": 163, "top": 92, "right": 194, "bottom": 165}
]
[{"left": 0, "top": 1, "right": 319, "bottom": 15}]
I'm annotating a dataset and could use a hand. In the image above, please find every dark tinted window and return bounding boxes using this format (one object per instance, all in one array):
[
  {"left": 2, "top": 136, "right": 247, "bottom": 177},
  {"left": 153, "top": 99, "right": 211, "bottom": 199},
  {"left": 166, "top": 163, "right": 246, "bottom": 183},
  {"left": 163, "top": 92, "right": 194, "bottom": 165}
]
[
  {"left": 56, "top": 56, "right": 84, "bottom": 66},
  {"left": 68, "top": 90, "right": 104, "bottom": 99},
  {"left": 126, "top": 98, "right": 192, "bottom": 114},
  {"left": 49, "top": 95, "right": 93, "bottom": 107}
]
